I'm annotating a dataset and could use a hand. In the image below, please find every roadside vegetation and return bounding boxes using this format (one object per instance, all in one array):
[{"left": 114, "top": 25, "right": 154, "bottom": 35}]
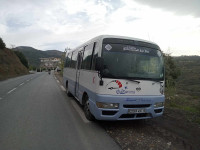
[
  {"left": 58, "top": 51, "right": 66, "bottom": 76},
  {"left": 14, "top": 51, "right": 29, "bottom": 69},
  {"left": 0, "top": 37, "right": 6, "bottom": 49},
  {"left": 165, "top": 55, "right": 200, "bottom": 124}
]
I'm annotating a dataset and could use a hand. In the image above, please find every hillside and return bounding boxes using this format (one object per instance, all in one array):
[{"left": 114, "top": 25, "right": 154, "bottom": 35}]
[
  {"left": 13, "top": 46, "right": 64, "bottom": 68},
  {"left": 0, "top": 48, "right": 28, "bottom": 80},
  {"left": 174, "top": 56, "right": 200, "bottom": 96}
]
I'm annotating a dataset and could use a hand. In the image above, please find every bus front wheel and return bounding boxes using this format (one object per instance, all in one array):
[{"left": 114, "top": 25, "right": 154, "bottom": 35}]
[{"left": 84, "top": 95, "right": 95, "bottom": 121}]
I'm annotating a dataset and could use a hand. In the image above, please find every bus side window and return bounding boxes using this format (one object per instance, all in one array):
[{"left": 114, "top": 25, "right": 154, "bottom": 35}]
[
  {"left": 77, "top": 50, "right": 84, "bottom": 70},
  {"left": 81, "top": 43, "right": 94, "bottom": 70},
  {"left": 71, "top": 51, "right": 78, "bottom": 68},
  {"left": 69, "top": 53, "right": 72, "bottom": 68},
  {"left": 64, "top": 54, "right": 68, "bottom": 68},
  {"left": 91, "top": 42, "right": 98, "bottom": 70},
  {"left": 65, "top": 53, "right": 71, "bottom": 67}
]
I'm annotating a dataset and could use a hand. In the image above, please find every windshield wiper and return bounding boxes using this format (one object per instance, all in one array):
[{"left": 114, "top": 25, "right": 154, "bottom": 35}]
[
  {"left": 126, "top": 79, "right": 140, "bottom": 84},
  {"left": 102, "top": 73, "right": 118, "bottom": 79},
  {"left": 150, "top": 80, "right": 163, "bottom": 84},
  {"left": 102, "top": 74, "right": 140, "bottom": 84}
]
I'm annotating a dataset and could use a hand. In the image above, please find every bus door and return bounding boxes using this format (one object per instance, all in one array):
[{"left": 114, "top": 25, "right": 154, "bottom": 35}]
[{"left": 75, "top": 50, "right": 83, "bottom": 98}]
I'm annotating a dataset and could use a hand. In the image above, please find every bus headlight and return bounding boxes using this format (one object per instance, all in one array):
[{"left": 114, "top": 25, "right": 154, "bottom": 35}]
[
  {"left": 96, "top": 102, "right": 119, "bottom": 109},
  {"left": 154, "top": 102, "right": 164, "bottom": 108}
]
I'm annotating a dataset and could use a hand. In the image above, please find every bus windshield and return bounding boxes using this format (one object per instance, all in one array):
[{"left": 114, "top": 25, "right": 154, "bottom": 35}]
[{"left": 102, "top": 43, "right": 164, "bottom": 81}]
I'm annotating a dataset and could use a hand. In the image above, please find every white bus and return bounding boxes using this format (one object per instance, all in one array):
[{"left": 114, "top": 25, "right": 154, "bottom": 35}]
[{"left": 63, "top": 35, "right": 165, "bottom": 121}]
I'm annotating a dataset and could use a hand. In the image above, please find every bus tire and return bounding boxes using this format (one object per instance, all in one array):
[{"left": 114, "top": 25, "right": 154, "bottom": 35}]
[
  {"left": 66, "top": 82, "right": 72, "bottom": 97},
  {"left": 84, "top": 95, "right": 95, "bottom": 121}
]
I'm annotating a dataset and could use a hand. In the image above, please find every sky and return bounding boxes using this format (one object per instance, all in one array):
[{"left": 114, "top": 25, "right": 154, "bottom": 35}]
[{"left": 0, "top": 0, "right": 200, "bottom": 56}]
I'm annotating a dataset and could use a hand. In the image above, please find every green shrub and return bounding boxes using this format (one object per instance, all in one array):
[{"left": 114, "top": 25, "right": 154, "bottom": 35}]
[{"left": 164, "top": 54, "right": 180, "bottom": 87}]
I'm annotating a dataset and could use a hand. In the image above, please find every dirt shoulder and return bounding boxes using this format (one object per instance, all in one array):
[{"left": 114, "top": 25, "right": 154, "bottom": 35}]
[
  {"left": 99, "top": 108, "right": 200, "bottom": 150},
  {"left": 55, "top": 72, "right": 200, "bottom": 150}
]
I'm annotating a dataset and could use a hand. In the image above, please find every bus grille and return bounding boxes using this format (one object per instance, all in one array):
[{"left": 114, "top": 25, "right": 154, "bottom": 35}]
[
  {"left": 123, "top": 104, "right": 151, "bottom": 108},
  {"left": 119, "top": 113, "right": 151, "bottom": 118}
]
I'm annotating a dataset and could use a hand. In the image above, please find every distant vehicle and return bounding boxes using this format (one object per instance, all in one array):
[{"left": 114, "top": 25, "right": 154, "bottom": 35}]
[{"left": 63, "top": 35, "right": 165, "bottom": 121}]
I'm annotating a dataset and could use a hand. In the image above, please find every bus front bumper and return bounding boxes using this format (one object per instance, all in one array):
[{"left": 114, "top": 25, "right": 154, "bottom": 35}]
[{"left": 89, "top": 94, "right": 165, "bottom": 120}]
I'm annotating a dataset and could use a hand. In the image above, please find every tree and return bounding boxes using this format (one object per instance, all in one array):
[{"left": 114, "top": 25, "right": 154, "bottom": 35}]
[
  {"left": 14, "top": 51, "right": 29, "bottom": 68},
  {"left": 29, "top": 65, "right": 36, "bottom": 71},
  {"left": 0, "top": 37, "right": 6, "bottom": 49},
  {"left": 59, "top": 51, "right": 66, "bottom": 76},
  {"left": 164, "top": 54, "right": 181, "bottom": 87}
]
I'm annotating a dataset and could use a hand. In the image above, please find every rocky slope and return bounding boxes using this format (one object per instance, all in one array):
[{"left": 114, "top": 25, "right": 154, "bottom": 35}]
[{"left": 0, "top": 48, "right": 28, "bottom": 80}]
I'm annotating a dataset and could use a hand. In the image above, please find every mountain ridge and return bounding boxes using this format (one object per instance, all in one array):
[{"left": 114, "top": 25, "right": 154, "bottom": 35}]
[{"left": 13, "top": 46, "right": 64, "bottom": 68}]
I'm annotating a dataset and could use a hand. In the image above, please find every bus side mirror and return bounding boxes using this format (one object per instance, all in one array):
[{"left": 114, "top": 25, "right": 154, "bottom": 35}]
[{"left": 95, "top": 57, "right": 104, "bottom": 71}]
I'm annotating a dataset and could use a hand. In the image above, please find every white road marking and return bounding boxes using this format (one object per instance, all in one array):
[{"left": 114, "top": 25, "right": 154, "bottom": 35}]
[
  {"left": 7, "top": 88, "right": 17, "bottom": 94},
  {"left": 19, "top": 82, "right": 24, "bottom": 86},
  {"left": 26, "top": 79, "right": 30, "bottom": 82},
  {"left": 60, "top": 85, "right": 66, "bottom": 91},
  {"left": 71, "top": 100, "right": 90, "bottom": 123},
  {"left": 0, "top": 97, "right": 2, "bottom": 100},
  {"left": 56, "top": 80, "right": 59, "bottom": 83}
]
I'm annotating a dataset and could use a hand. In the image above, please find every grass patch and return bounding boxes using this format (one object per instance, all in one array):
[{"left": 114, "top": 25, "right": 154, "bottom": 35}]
[
  {"left": 181, "top": 106, "right": 199, "bottom": 114},
  {"left": 59, "top": 71, "right": 63, "bottom": 77},
  {"left": 165, "top": 86, "right": 200, "bottom": 125},
  {"left": 168, "top": 102, "right": 178, "bottom": 108},
  {"left": 195, "top": 118, "right": 200, "bottom": 124}
]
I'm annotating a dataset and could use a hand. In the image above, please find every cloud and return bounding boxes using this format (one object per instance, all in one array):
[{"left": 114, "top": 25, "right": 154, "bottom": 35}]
[
  {"left": 6, "top": 15, "right": 33, "bottom": 32},
  {"left": 133, "top": 0, "right": 200, "bottom": 17},
  {"left": 40, "top": 41, "right": 73, "bottom": 50},
  {"left": 102, "top": 0, "right": 200, "bottom": 55},
  {"left": 0, "top": 0, "right": 118, "bottom": 49},
  {"left": 0, "top": 0, "right": 200, "bottom": 56}
]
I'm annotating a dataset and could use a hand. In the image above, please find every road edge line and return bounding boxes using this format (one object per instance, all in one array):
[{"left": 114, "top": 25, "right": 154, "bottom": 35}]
[{"left": 71, "top": 100, "right": 90, "bottom": 123}]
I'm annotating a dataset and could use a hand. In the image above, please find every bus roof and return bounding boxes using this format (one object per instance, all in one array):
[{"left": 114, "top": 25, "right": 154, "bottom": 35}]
[
  {"left": 95, "top": 35, "right": 158, "bottom": 45},
  {"left": 67, "top": 35, "right": 160, "bottom": 53}
]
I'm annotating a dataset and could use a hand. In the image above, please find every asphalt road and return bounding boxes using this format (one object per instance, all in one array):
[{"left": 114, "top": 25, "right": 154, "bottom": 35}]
[{"left": 0, "top": 72, "right": 120, "bottom": 150}]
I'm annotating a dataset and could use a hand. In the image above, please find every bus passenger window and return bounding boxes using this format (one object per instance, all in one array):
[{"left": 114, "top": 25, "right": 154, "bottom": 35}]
[
  {"left": 65, "top": 53, "right": 71, "bottom": 67},
  {"left": 81, "top": 43, "right": 94, "bottom": 70},
  {"left": 71, "top": 52, "right": 78, "bottom": 68},
  {"left": 91, "top": 42, "right": 99, "bottom": 70}
]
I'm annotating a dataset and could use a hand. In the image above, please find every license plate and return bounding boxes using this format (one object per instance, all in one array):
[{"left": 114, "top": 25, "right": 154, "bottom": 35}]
[{"left": 128, "top": 109, "right": 146, "bottom": 114}]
